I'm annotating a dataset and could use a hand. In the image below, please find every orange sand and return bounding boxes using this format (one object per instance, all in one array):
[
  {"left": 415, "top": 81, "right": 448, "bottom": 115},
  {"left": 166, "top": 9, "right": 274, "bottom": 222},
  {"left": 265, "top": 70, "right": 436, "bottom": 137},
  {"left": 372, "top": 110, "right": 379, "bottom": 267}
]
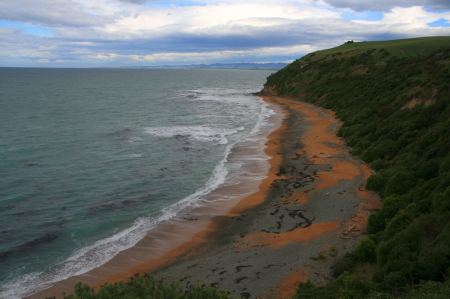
[
  {"left": 298, "top": 106, "right": 342, "bottom": 164},
  {"left": 255, "top": 97, "right": 380, "bottom": 296},
  {"left": 315, "top": 161, "right": 360, "bottom": 191},
  {"left": 265, "top": 97, "right": 359, "bottom": 193},
  {"left": 291, "top": 191, "right": 309, "bottom": 204},
  {"left": 237, "top": 221, "right": 340, "bottom": 249},
  {"left": 269, "top": 97, "right": 381, "bottom": 215}
]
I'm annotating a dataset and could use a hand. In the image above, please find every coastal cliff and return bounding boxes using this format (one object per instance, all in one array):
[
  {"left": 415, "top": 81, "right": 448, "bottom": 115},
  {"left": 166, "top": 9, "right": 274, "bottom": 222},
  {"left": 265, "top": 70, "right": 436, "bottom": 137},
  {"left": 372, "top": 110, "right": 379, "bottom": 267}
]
[
  {"left": 261, "top": 36, "right": 450, "bottom": 298},
  {"left": 48, "top": 36, "right": 450, "bottom": 299}
]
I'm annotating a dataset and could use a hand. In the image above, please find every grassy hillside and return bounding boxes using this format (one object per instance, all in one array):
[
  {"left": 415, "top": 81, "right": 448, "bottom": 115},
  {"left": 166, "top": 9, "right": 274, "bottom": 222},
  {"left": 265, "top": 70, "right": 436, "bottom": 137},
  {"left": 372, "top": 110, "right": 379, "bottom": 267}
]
[
  {"left": 310, "top": 36, "right": 450, "bottom": 60},
  {"left": 263, "top": 36, "right": 450, "bottom": 298}
]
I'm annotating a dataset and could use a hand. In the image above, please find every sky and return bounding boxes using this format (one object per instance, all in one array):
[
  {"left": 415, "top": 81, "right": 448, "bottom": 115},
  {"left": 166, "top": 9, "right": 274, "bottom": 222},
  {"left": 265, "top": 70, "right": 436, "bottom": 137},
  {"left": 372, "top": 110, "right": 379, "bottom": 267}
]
[{"left": 0, "top": 0, "right": 450, "bottom": 67}]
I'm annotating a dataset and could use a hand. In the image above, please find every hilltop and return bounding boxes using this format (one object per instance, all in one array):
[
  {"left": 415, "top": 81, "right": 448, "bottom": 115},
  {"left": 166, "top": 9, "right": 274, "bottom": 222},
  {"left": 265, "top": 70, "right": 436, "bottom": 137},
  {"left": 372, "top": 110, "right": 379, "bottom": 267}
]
[
  {"left": 309, "top": 36, "right": 450, "bottom": 60},
  {"left": 262, "top": 36, "right": 450, "bottom": 298}
]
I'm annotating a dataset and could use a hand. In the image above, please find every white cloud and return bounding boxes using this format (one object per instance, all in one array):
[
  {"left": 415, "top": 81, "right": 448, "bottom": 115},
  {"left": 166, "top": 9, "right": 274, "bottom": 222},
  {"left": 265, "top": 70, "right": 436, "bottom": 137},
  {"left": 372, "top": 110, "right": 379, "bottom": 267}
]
[
  {"left": 99, "top": 2, "right": 340, "bottom": 38},
  {"left": 127, "top": 43, "right": 318, "bottom": 62},
  {"left": 0, "top": 0, "right": 449, "bottom": 66},
  {"left": 318, "top": 0, "right": 450, "bottom": 12},
  {"left": 0, "top": 0, "right": 117, "bottom": 27},
  {"left": 350, "top": 6, "right": 450, "bottom": 35}
]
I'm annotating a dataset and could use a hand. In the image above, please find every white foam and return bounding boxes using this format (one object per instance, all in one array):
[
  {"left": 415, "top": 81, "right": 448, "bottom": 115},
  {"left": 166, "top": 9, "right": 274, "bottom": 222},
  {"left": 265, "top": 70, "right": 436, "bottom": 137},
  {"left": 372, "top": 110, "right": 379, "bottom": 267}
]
[
  {"left": 127, "top": 136, "right": 143, "bottom": 143},
  {"left": 249, "top": 100, "right": 276, "bottom": 137},
  {"left": 182, "top": 88, "right": 256, "bottom": 103},
  {"left": 0, "top": 91, "right": 278, "bottom": 299},
  {"left": 144, "top": 125, "right": 243, "bottom": 145},
  {"left": 1, "top": 141, "right": 236, "bottom": 299}
]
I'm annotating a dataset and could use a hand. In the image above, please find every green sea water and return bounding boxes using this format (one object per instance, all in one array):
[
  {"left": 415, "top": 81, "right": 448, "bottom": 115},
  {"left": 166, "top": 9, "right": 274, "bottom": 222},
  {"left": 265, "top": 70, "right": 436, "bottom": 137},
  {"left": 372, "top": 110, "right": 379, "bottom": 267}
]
[{"left": 0, "top": 68, "right": 274, "bottom": 298}]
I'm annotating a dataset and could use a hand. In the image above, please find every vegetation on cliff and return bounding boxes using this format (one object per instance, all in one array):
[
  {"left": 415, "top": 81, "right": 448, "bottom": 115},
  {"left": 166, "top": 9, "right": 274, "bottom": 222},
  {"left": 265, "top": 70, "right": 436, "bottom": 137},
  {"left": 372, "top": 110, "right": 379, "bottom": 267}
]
[
  {"left": 60, "top": 274, "right": 231, "bottom": 299},
  {"left": 264, "top": 36, "right": 450, "bottom": 298}
]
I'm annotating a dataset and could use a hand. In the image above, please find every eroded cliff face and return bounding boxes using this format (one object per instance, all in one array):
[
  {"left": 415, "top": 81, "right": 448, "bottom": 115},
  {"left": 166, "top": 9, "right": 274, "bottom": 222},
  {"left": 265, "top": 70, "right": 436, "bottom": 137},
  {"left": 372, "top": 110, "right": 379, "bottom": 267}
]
[{"left": 260, "top": 84, "right": 278, "bottom": 96}]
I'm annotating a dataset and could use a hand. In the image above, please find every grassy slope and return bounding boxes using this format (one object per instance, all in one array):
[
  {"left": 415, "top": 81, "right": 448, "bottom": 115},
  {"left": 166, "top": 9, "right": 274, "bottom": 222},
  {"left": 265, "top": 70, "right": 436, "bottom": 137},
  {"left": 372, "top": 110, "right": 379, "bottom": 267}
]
[
  {"left": 263, "top": 36, "right": 450, "bottom": 298},
  {"left": 311, "top": 36, "right": 450, "bottom": 59}
]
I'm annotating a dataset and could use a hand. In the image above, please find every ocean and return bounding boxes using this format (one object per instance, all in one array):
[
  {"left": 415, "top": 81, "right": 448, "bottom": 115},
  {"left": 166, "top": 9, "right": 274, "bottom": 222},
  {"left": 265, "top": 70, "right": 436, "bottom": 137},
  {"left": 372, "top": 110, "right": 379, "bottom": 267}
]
[{"left": 0, "top": 68, "right": 276, "bottom": 297}]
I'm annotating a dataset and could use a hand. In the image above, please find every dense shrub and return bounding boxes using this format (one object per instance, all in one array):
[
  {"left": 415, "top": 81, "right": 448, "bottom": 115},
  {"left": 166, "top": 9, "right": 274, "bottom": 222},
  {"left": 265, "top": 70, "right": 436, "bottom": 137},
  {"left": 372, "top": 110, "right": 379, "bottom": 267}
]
[
  {"left": 404, "top": 280, "right": 450, "bottom": 299},
  {"left": 367, "top": 213, "right": 385, "bottom": 234},
  {"left": 265, "top": 44, "right": 450, "bottom": 297},
  {"left": 384, "top": 172, "right": 415, "bottom": 196},
  {"left": 432, "top": 187, "right": 450, "bottom": 212},
  {"left": 440, "top": 156, "right": 450, "bottom": 174},
  {"left": 366, "top": 173, "right": 385, "bottom": 193},
  {"left": 353, "top": 237, "right": 377, "bottom": 263},
  {"left": 295, "top": 274, "right": 380, "bottom": 299},
  {"left": 63, "top": 274, "right": 231, "bottom": 299}
]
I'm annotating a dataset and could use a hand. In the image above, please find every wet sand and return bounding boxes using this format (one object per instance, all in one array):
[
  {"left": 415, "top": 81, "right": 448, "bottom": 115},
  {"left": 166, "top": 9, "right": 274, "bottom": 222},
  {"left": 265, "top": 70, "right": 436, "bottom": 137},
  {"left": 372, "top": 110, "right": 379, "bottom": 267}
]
[{"left": 30, "top": 96, "right": 380, "bottom": 299}]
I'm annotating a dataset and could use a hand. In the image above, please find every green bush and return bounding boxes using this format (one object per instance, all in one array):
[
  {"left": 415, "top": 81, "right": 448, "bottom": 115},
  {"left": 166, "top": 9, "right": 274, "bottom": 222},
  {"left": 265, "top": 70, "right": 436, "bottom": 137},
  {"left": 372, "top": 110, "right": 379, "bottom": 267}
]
[
  {"left": 384, "top": 171, "right": 416, "bottom": 196},
  {"left": 354, "top": 237, "right": 377, "bottom": 263},
  {"left": 332, "top": 253, "right": 359, "bottom": 277},
  {"left": 440, "top": 156, "right": 450, "bottom": 174},
  {"left": 265, "top": 42, "right": 450, "bottom": 298},
  {"left": 295, "top": 273, "right": 381, "bottom": 299},
  {"left": 294, "top": 281, "right": 335, "bottom": 299},
  {"left": 63, "top": 275, "right": 231, "bottom": 299},
  {"left": 417, "top": 160, "right": 439, "bottom": 179},
  {"left": 404, "top": 280, "right": 450, "bottom": 299},
  {"left": 432, "top": 188, "right": 450, "bottom": 212},
  {"left": 366, "top": 173, "right": 386, "bottom": 193},
  {"left": 367, "top": 213, "right": 385, "bottom": 234}
]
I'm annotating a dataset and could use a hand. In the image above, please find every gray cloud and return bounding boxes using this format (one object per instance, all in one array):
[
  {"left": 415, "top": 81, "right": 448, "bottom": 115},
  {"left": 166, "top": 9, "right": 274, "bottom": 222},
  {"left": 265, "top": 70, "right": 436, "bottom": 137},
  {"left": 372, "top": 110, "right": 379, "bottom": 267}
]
[
  {"left": 320, "top": 0, "right": 450, "bottom": 11},
  {"left": 0, "top": 0, "right": 112, "bottom": 27},
  {"left": 2, "top": 19, "right": 416, "bottom": 57},
  {"left": 2, "top": 10, "right": 450, "bottom": 67},
  {"left": 1, "top": 0, "right": 450, "bottom": 66}
]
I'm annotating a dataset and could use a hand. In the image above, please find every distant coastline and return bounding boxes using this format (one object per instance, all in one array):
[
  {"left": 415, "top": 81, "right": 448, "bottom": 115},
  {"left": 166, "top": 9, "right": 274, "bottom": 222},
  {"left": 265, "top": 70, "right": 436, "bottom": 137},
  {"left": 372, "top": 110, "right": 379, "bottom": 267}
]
[
  {"left": 0, "top": 63, "right": 287, "bottom": 71},
  {"left": 118, "top": 62, "right": 288, "bottom": 70}
]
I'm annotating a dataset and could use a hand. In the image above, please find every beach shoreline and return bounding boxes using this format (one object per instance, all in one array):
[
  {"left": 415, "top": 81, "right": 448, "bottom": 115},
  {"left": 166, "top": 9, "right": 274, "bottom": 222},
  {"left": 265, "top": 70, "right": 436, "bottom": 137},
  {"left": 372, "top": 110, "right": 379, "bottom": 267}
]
[
  {"left": 152, "top": 96, "right": 380, "bottom": 298},
  {"left": 29, "top": 95, "right": 380, "bottom": 299},
  {"left": 27, "top": 95, "right": 285, "bottom": 299}
]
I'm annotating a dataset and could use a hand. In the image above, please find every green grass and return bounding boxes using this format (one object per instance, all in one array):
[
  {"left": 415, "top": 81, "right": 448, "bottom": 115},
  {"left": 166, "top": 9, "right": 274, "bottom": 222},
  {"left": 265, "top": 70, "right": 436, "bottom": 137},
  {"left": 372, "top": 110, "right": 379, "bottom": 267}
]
[
  {"left": 264, "top": 36, "right": 450, "bottom": 298},
  {"left": 307, "top": 36, "right": 450, "bottom": 60}
]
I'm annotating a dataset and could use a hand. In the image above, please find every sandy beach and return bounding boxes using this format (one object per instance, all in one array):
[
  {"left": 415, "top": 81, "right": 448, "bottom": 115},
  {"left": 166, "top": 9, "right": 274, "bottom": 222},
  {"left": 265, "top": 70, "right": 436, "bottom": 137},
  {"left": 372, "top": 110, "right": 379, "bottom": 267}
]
[
  {"left": 30, "top": 96, "right": 379, "bottom": 299},
  {"left": 152, "top": 96, "right": 380, "bottom": 298}
]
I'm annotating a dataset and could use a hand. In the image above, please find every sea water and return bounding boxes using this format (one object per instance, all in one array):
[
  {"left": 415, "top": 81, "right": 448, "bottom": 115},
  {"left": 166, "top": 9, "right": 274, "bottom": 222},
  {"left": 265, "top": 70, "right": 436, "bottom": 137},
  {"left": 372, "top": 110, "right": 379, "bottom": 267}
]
[{"left": 0, "top": 68, "right": 275, "bottom": 297}]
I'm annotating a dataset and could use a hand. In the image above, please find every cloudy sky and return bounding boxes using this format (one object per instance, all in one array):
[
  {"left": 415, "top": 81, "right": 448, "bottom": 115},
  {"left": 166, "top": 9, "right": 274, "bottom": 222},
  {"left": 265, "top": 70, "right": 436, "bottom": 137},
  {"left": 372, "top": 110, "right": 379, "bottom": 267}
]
[{"left": 0, "top": 0, "right": 449, "bottom": 67}]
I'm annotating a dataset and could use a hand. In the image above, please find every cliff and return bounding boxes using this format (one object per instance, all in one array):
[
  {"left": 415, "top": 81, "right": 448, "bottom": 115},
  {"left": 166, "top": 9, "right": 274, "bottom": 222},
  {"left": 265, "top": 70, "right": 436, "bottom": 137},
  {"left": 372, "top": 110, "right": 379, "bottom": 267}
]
[{"left": 262, "top": 36, "right": 450, "bottom": 298}]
